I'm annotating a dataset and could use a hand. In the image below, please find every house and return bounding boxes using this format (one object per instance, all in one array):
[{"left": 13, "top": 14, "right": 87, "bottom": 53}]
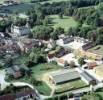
[
  {"left": 0, "top": 38, "right": 21, "bottom": 55},
  {"left": 47, "top": 47, "right": 69, "bottom": 62},
  {"left": 6, "top": 67, "right": 22, "bottom": 79},
  {"left": 47, "top": 39, "right": 56, "bottom": 49},
  {"left": 47, "top": 52, "right": 55, "bottom": 62},
  {"left": 58, "top": 34, "right": 66, "bottom": 39},
  {"left": 18, "top": 13, "right": 29, "bottom": 19},
  {"left": 6, "top": 64, "right": 30, "bottom": 79},
  {"left": 56, "top": 36, "right": 74, "bottom": 46},
  {"left": 81, "top": 42, "right": 94, "bottom": 51},
  {"left": 18, "top": 38, "right": 42, "bottom": 53},
  {"left": 80, "top": 71, "right": 96, "bottom": 85},
  {"left": 3, "top": 0, "right": 20, "bottom": 6},
  {"left": 0, "top": 32, "right": 5, "bottom": 38},
  {"left": 44, "top": 69, "right": 80, "bottom": 85},
  {"left": 11, "top": 24, "right": 31, "bottom": 38},
  {"left": 0, "top": 87, "right": 40, "bottom": 100},
  {"left": 87, "top": 62, "right": 97, "bottom": 69},
  {"left": 15, "top": 90, "right": 39, "bottom": 100},
  {"left": 57, "top": 53, "right": 78, "bottom": 67}
]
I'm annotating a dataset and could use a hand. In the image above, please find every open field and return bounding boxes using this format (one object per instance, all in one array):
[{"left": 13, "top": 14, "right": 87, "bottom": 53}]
[
  {"left": 88, "top": 45, "right": 103, "bottom": 56},
  {"left": 48, "top": 15, "right": 78, "bottom": 31},
  {"left": 55, "top": 79, "right": 87, "bottom": 94},
  {"left": 41, "top": 0, "right": 70, "bottom": 4},
  {"left": 35, "top": 81, "right": 52, "bottom": 95},
  {"left": 31, "top": 63, "right": 62, "bottom": 79}
]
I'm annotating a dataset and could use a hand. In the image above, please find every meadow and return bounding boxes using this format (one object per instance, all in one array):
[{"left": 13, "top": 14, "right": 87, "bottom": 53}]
[{"left": 48, "top": 15, "right": 78, "bottom": 31}]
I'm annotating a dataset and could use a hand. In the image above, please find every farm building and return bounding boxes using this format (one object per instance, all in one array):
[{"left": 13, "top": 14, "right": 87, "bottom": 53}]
[
  {"left": 43, "top": 69, "right": 80, "bottom": 85},
  {"left": 80, "top": 72, "right": 96, "bottom": 85}
]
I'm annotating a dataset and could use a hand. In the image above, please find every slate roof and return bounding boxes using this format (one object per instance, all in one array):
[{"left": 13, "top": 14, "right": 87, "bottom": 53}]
[
  {"left": 49, "top": 69, "right": 80, "bottom": 84},
  {"left": 0, "top": 94, "right": 14, "bottom": 100},
  {"left": 63, "top": 37, "right": 74, "bottom": 44},
  {"left": 15, "top": 90, "right": 36, "bottom": 98},
  {"left": 81, "top": 72, "right": 95, "bottom": 82},
  {"left": 0, "top": 90, "right": 38, "bottom": 100}
]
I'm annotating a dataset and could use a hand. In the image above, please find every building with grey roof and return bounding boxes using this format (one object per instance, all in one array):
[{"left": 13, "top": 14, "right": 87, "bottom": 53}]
[
  {"left": 46, "top": 69, "right": 80, "bottom": 85},
  {"left": 80, "top": 71, "right": 96, "bottom": 85}
]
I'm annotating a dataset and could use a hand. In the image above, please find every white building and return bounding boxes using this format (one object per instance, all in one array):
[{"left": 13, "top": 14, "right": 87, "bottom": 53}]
[{"left": 11, "top": 24, "right": 31, "bottom": 37}]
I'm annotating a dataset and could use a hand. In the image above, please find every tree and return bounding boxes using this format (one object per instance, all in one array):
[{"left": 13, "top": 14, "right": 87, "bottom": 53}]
[
  {"left": 13, "top": 17, "right": 26, "bottom": 26},
  {"left": 59, "top": 13, "right": 63, "bottom": 19},
  {"left": 78, "top": 57, "right": 85, "bottom": 66},
  {"left": 55, "top": 27, "right": 65, "bottom": 34},
  {"left": 29, "top": 48, "right": 46, "bottom": 64},
  {"left": 96, "top": 35, "right": 103, "bottom": 44},
  {"left": 5, "top": 57, "right": 13, "bottom": 67},
  {"left": 43, "top": 17, "right": 51, "bottom": 26},
  {"left": 0, "top": 19, "right": 11, "bottom": 32},
  {"left": 50, "top": 31, "right": 58, "bottom": 40},
  {"left": 32, "top": 25, "right": 53, "bottom": 40}
]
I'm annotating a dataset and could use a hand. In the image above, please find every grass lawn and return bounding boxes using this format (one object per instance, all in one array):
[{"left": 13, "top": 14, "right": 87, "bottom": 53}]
[
  {"left": 82, "top": 94, "right": 101, "bottom": 100},
  {"left": 82, "top": 88, "right": 103, "bottom": 100},
  {"left": 48, "top": 15, "right": 78, "bottom": 31},
  {"left": 31, "top": 63, "right": 62, "bottom": 79},
  {"left": 55, "top": 79, "right": 88, "bottom": 94},
  {"left": 88, "top": 45, "right": 103, "bottom": 56},
  {"left": 95, "top": 88, "right": 103, "bottom": 99},
  {"left": 35, "top": 81, "right": 52, "bottom": 96}
]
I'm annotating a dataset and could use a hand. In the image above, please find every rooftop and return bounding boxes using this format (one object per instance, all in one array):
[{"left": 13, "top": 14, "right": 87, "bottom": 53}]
[{"left": 49, "top": 69, "right": 80, "bottom": 84}]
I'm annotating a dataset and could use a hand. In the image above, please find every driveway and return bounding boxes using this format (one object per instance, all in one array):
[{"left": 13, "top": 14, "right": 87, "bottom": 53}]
[{"left": 0, "top": 70, "right": 9, "bottom": 90}]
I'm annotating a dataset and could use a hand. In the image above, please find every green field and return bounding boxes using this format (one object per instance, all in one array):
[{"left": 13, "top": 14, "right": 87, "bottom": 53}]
[
  {"left": 88, "top": 45, "right": 103, "bottom": 56},
  {"left": 48, "top": 15, "right": 78, "bottom": 31},
  {"left": 35, "top": 81, "right": 52, "bottom": 95},
  {"left": 82, "top": 88, "right": 103, "bottom": 100},
  {"left": 31, "top": 63, "right": 61, "bottom": 79},
  {"left": 55, "top": 79, "right": 87, "bottom": 94}
]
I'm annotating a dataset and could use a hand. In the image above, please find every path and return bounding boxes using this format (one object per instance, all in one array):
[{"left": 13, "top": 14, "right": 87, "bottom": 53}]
[{"left": 0, "top": 70, "right": 9, "bottom": 90}]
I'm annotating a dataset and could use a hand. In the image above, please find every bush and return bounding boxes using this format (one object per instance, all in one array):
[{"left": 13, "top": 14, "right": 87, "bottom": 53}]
[
  {"left": 51, "top": 61, "right": 57, "bottom": 65},
  {"left": 60, "top": 94, "right": 68, "bottom": 100}
]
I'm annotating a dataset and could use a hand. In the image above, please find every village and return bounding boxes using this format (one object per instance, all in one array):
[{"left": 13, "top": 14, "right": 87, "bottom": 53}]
[{"left": 0, "top": 0, "right": 103, "bottom": 100}]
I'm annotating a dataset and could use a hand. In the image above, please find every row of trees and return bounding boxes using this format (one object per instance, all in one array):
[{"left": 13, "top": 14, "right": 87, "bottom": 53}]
[
  {"left": 32, "top": 25, "right": 65, "bottom": 40},
  {"left": 67, "top": 25, "right": 103, "bottom": 45},
  {"left": 26, "top": 47, "right": 47, "bottom": 67},
  {"left": 41, "top": 0, "right": 103, "bottom": 15}
]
